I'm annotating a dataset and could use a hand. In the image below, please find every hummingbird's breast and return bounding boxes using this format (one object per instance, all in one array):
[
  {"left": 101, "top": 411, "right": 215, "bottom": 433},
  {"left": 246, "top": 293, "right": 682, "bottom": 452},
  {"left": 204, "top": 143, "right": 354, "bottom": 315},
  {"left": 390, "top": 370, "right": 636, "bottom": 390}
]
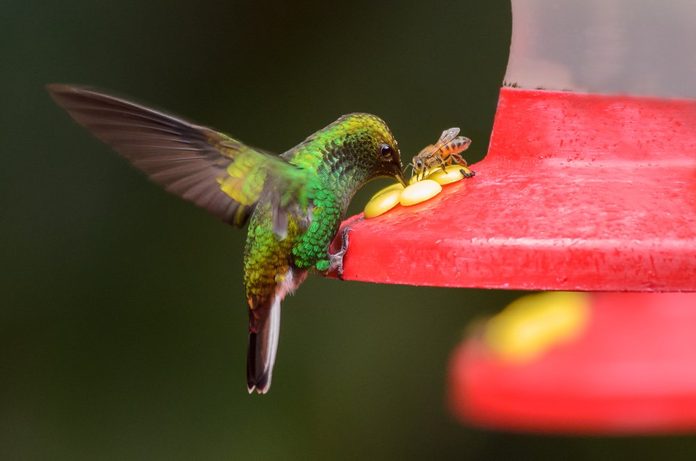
[{"left": 243, "top": 199, "right": 307, "bottom": 299}]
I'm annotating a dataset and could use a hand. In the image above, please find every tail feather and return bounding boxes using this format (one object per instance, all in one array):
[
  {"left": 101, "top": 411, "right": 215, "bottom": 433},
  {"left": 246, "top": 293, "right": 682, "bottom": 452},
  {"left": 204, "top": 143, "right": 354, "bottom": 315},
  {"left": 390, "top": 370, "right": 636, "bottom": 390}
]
[{"left": 247, "top": 295, "right": 281, "bottom": 394}]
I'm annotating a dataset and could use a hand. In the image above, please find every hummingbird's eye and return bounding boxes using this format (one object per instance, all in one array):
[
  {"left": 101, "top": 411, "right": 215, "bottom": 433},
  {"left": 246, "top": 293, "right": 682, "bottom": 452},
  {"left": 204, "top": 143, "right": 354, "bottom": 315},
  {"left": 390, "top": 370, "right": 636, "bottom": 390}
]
[{"left": 380, "top": 143, "right": 393, "bottom": 159}]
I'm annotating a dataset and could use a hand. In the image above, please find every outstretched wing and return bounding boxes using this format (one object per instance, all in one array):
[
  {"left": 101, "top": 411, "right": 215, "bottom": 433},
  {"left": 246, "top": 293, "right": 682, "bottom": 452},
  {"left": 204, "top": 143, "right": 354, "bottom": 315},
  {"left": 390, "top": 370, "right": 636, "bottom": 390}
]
[{"left": 47, "top": 84, "right": 309, "bottom": 228}]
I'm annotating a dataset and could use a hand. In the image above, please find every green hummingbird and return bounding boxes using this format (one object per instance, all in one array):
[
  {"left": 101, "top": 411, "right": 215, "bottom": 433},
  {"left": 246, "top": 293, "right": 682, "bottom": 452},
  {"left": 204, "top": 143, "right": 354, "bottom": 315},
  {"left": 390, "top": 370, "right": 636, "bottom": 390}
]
[{"left": 48, "top": 84, "right": 406, "bottom": 394}]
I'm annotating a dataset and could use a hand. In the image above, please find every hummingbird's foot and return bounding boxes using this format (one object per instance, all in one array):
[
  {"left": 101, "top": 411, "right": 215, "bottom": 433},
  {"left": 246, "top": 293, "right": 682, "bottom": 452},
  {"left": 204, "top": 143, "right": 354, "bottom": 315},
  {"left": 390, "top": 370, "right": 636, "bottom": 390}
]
[{"left": 327, "top": 227, "right": 351, "bottom": 280}]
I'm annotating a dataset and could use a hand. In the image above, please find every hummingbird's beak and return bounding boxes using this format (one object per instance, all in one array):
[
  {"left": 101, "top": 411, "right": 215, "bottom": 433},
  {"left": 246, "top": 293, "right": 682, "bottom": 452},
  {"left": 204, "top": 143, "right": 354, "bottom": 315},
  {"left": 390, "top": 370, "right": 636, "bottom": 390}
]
[{"left": 395, "top": 169, "right": 407, "bottom": 187}]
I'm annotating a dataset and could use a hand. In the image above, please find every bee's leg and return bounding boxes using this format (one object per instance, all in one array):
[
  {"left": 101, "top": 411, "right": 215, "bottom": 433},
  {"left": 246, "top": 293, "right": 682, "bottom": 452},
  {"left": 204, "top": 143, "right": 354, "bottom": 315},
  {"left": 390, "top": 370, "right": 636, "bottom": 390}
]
[
  {"left": 451, "top": 154, "right": 475, "bottom": 178},
  {"left": 437, "top": 157, "right": 449, "bottom": 175},
  {"left": 405, "top": 163, "right": 415, "bottom": 182},
  {"left": 451, "top": 153, "right": 466, "bottom": 166}
]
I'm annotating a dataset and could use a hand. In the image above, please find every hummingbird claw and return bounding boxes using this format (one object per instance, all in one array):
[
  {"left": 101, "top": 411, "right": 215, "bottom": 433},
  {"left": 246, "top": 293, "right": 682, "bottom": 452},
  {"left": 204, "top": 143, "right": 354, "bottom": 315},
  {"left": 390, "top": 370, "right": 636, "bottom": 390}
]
[{"left": 328, "top": 227, "right": 351, "bottom": 280}]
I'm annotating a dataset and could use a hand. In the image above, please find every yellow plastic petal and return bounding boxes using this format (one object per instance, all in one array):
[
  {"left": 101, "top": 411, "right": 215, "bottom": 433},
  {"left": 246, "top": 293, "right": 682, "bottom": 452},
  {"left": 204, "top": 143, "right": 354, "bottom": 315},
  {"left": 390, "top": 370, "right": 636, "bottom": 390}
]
[
  {"left": 374, "top": 183, "right": 405, "bottom": 197},
  {"left": 399, "top": 180, "right": 442, "bottom": 206},
  {"left": 409, "top": 167, "right": 440, "bottom": 184},
  {"left": 427, "top": 168, "right": 465, "bottom": 185},
  {"left": 364, "top": 188, "right": 402, "bottom": 218}
]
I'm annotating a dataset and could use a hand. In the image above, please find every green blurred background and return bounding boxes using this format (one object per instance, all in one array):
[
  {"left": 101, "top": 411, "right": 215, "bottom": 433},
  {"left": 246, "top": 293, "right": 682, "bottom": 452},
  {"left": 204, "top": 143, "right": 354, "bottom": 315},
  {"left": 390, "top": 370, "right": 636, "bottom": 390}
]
[{"left": 3, "top": 1, "right": 696, "bottom": 459}]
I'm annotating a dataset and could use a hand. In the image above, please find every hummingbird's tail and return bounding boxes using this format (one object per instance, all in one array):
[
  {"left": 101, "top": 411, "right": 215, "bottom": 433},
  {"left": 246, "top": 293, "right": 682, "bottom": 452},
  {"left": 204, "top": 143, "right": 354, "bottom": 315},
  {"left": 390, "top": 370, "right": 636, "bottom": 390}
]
[{"left": 246, "top": 294, "right": 281, "bottom": 394}]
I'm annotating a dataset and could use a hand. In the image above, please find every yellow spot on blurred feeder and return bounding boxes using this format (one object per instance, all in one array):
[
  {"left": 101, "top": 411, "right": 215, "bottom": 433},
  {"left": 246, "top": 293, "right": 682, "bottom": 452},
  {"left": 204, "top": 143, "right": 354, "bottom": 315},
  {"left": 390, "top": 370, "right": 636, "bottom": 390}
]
[{"left": 483, "top": 291, "right": 590, "bottom": 363}]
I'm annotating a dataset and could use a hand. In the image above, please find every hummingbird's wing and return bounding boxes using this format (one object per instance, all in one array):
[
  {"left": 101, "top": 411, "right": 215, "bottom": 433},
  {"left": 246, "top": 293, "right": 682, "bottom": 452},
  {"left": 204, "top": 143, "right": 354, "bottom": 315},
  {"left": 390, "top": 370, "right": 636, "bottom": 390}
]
[{"left": 47, "top": 84, "right": 310, "bottom": 228}]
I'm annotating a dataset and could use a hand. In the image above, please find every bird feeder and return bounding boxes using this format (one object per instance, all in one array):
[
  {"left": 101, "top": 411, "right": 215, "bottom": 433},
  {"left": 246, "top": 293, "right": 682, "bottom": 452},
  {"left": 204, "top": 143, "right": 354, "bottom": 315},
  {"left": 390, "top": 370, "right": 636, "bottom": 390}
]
[
  {"left": 333, "top": 0, "right": 696, "bottom": 290},
  {"left": 450, "top": 292, "right": 696, "bottom": 434},
  {"left": 336, "top": 87, "right": 696, "bottom": 291},
  {"left": 328, "top": 0, "right": 696, "bottom": 434}
]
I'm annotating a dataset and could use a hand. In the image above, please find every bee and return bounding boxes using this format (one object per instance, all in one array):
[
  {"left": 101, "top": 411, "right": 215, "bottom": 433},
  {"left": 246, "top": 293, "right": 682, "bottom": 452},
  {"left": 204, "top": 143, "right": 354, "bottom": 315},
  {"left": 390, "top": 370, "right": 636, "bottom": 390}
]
[{"left": 411, "top": 127, "right": 475, "bottom": 180}]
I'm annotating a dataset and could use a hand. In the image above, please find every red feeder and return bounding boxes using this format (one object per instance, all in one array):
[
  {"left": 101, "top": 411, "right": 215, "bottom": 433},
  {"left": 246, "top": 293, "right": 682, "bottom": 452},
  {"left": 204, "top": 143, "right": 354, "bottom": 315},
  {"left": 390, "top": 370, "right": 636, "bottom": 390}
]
[
  {"left": 449, "top": 292, "right": 696, "bottom": 434},
  {"left": 325, "top": 0, "right": 696, "bottom": 435},
  {"left": 331, "top": 0, "right": 696, "bottom": 291},
  {"left": 335, "top": 88, "right": 696, "bottom": 291}
]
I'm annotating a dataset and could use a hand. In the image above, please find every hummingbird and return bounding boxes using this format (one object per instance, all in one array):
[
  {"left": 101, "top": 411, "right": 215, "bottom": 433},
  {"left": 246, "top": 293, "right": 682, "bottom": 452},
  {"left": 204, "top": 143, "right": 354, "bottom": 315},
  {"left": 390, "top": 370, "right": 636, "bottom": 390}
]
[{"left": 47, "top": 84, "right": 406, "bottom": 394}]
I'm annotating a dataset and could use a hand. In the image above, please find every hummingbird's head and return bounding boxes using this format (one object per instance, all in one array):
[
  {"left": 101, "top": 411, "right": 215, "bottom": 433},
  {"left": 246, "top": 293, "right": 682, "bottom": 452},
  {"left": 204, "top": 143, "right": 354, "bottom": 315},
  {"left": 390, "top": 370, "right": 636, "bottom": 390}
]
[{"left": 333, "top": 113, "right": 406, "bottom": 186}]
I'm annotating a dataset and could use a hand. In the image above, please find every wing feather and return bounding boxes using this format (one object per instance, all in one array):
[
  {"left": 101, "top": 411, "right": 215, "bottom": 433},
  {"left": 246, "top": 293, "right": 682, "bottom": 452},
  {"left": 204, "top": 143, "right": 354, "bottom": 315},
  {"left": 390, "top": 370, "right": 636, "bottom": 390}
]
[{"left": 47, "top": 84, "right": 309, "bottom": 228}]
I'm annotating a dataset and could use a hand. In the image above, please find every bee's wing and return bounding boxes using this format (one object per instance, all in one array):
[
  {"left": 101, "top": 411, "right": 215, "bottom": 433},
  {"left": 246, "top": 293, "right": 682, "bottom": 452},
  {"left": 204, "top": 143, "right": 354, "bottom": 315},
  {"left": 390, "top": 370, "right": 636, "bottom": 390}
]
[
  {"left": 47, "top": 84, "right": 310, "bottom": 229},
  {"left": 437, "top": 127, "right": 460, "bottom": 144},
  {"left": 415, "top": 143, "right": 438, "bottom": 158}
]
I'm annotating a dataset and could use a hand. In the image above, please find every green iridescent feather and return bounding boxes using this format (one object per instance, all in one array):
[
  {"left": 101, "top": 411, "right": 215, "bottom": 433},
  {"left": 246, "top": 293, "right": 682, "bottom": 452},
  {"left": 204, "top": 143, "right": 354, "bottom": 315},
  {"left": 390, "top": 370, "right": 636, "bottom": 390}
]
[{"left": 242, "top": 113, "right": 398, "bottom": 289}]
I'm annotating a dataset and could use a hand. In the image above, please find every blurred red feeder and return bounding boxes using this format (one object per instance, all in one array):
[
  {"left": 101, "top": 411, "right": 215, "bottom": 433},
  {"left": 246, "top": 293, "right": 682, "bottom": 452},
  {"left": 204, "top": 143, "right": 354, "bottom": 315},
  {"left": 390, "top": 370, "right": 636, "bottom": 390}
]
[
  {"left": 334, "top": 88, "right": 696, "bottom": 291},
  {"left": 450, "top": 292, "right": 696, "bottom": 434}
]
